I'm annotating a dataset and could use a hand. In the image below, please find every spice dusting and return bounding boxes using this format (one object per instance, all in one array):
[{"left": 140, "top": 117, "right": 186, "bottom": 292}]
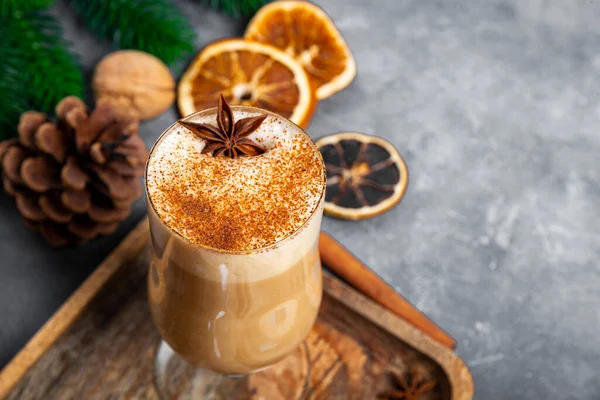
[{"left": 147, "top": 113, "right": 325, "bottom": 251}]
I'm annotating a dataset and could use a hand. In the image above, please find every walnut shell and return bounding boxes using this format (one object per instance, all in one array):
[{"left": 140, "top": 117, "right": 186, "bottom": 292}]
[{"left": 92, "top": 50, "right": 175, "bottom": 121}]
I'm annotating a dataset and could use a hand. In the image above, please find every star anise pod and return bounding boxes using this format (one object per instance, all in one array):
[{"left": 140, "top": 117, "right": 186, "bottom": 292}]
[
  {"left": 177, "top": 94, "right": 267, "bottom": 158},
  {"left": 377, "top": 369, "right": 437, "bottom": 400}
]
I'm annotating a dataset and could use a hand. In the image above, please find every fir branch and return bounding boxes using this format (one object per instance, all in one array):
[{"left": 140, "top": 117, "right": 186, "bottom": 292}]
[
  {"left": 0, "top": 0, "right": 55, "bottom": 17},
  {"left": 69, "top": 0, "right": 196, "bottom": 66},
  {"left": 0, "top": 28, "right": 28, "bottom": 139},
  {"left": 0, "top": 10, "right": 84, "bottom": 140},
  {"left": 200, "top": 0, "right": 270, "bottom": 18},
  {"left": 7, "top": 12, "right": 84, "bottom": 111}
]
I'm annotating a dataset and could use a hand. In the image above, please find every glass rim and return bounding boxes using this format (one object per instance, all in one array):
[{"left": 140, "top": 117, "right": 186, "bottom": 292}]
[{"left": 145, "top": 105, "right": 327, "bottom": 255}]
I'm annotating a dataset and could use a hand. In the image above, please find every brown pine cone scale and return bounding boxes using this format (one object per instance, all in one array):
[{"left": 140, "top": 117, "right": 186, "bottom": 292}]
[{"left": 0, "top": 96, "right": 148, "bottom": 246}]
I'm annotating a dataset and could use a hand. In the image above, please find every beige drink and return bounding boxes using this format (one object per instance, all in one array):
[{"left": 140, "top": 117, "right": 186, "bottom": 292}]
[{"left": 145, "top": 106, "right": 326, "bottom": 375}]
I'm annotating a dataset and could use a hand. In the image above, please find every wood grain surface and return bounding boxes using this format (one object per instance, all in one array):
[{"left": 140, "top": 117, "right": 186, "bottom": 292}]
[{"left": 0, "top": 219, "right": 473, "bottom": 399}]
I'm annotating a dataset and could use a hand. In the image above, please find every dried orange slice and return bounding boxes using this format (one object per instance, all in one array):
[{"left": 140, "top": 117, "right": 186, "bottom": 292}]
[
  {"left": 178, "top": 39, "right": 316, "bottom": 128},
  {"left": 316, "top": 132, "right": 408, "bottom": 220},
  {"left": 245, "top": 1, "right": 356, "bottom": 100}
]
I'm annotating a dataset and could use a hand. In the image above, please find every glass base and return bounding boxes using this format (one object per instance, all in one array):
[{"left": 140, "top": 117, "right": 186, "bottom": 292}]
[{"left": 153, "top": 341, "right": 311, "bottom": 399}]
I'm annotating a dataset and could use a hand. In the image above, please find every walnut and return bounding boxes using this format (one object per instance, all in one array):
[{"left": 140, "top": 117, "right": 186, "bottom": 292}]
[{"left": 92, "top": 50, "right": 175, "bottom": 121}]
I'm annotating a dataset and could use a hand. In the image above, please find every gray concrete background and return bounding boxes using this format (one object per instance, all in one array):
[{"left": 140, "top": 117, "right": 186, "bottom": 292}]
[{"left": 1, "top": 0, "right": 599, "bottom": 398}]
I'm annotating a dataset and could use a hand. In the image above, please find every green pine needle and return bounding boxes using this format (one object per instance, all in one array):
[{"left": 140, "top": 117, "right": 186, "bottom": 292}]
[
  {"left": 0, "top": 0, "right": 55, "bottom": 17},
  {"left": 200, "top": 0, "right": 271, "bottom": 18},
  {"left": 69, "top": 0, "right": 196, "bottom": 66},
  {"left": 0, "top": 10, "right": 84, "bottom": 140},
  {"left": 14, "top": 13, "right": 85, "bottom": 111},
  {"left": 0, "top": 33, "right": 28, "bottom": 139}
]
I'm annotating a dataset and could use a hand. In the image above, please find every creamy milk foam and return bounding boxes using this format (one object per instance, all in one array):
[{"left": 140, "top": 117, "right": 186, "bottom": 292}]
[
  {"left": 146, "top": 107, "right": 325, "bottom": 373},
  {"left": 148, "top": 111, "right": 324, "bottom": 236},
  {"left": 146, "top": 109, "right": 325, "bottom": 282}
]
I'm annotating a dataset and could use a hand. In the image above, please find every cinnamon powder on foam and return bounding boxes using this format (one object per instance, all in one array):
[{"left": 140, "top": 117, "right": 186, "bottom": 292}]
[{"left": 147, "top": 117, "right": 325, "bottom": 251}]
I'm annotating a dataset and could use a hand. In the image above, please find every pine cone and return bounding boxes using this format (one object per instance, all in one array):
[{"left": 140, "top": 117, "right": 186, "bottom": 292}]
[{"left": 0, "top": 96, "right": 148, "bottom": 246}]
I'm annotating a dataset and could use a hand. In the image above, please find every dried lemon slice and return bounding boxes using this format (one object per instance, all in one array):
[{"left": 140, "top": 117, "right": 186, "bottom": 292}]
[
  {"left": 178, "top": 39, "right": 317, "bottom": 128},
  {"left": 245, "top": 1, "right": 356, "bottom": 100},
  {"left": 316, "top": 132, "right": 408, "bottom": 220}
]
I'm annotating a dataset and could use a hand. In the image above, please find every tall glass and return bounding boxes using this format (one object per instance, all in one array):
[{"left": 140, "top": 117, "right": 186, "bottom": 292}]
[{"left": 145, "top": 106, "right": 326, "bottom": 399}]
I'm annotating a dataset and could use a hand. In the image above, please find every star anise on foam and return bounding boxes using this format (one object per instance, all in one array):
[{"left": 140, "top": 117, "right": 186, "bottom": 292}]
[
  {"left": 377, "top": 369, "right": 437, "bottom": 400},
  {"left": 177, "top": 94, "right": 267, "bottom": 158}
]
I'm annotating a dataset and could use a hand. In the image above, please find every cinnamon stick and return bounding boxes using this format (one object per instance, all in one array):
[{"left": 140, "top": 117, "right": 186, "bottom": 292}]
[{"left": 319, "top": 231, "right": 456, "bottom": 349}]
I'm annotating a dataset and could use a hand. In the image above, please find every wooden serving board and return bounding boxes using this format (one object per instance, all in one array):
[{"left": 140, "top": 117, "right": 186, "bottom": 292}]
[{"left": 0, "top": 218, "right": 473, "bottom": 399}]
